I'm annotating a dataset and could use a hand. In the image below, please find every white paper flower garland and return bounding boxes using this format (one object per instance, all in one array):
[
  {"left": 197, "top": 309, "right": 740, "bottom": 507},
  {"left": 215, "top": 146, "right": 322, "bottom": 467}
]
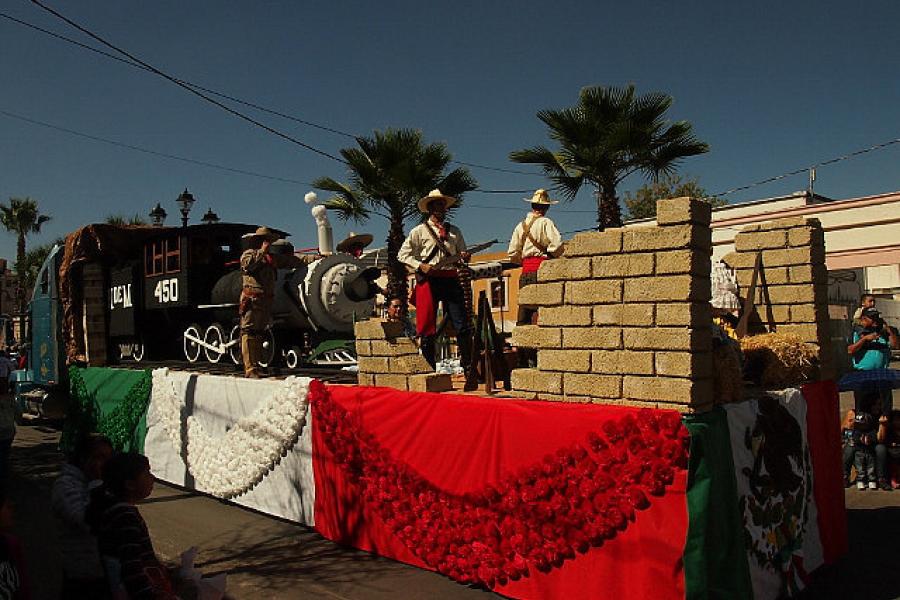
[{"left": 148, "top": 368, "right": 311, "bottom": 499}]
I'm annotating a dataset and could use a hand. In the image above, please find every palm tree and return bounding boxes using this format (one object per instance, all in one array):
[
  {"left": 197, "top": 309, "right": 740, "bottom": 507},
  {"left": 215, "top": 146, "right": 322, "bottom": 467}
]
[
  {"left": 510, "top": 84, "right": 709, "bottom": 230},
  {"left": 105, "top": 214, "right": 147, "bottom": 226},
  {"left": 314, "top": 129, "right": 477, "bottom": 305},
  {"left": 0, "top": 197, "right": 51, "bottom": 311}
]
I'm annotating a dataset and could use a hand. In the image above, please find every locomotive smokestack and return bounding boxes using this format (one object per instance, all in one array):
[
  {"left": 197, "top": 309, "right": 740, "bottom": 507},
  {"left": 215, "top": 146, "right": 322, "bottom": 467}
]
[{"left": 306, "top": 192, "right": 333, "bottom": 255}]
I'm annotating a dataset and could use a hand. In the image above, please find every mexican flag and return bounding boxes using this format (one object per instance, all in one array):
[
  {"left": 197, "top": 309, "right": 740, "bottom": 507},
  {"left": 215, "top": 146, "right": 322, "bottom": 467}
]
[{"left": 310, "top": 380, "right": 847, "bottom": 600}]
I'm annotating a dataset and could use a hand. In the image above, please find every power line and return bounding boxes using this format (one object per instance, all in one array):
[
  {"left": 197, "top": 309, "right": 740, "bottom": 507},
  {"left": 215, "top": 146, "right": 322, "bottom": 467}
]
[
  {"left": 0, "top": 109, "right": 315, "bottom": 185},
  {"left": 711, "top": 136, "right": 900, "bottom": 197},
  {"left": 27, "top": 0, "right": 345, "bottom": 163},
  {"left": 3, "top": 9, "right": 541, "bottom": 178}
]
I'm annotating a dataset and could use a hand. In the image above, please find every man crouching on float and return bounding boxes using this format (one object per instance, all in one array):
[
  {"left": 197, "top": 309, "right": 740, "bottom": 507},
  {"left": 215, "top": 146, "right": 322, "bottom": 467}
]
[{"left": 398, "top": 190, "right": 476, "bottom": 391}]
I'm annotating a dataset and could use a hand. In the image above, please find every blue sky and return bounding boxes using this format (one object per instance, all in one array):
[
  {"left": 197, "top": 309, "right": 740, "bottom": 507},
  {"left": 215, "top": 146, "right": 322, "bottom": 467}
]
[{"left": 2, "top": 1, "right": 899, "bottom": 260}]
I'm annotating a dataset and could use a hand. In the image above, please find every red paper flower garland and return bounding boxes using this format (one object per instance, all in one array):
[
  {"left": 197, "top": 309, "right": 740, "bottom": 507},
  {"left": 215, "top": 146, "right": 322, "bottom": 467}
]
[{"left": 310, "top": 381, "right": 689, "bottom": 588}]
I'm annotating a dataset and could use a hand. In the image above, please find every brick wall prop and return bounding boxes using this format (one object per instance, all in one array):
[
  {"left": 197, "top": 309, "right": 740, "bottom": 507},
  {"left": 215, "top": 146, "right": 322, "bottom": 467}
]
[
  {"left": 354, "top": 319, "right": 452, "bottom": 392},
  {"left": 721, "top": 217, "right": 832, "bottom": 378},
  {"left": 511, "top": 197, "right": 715, "bottom": 412}
]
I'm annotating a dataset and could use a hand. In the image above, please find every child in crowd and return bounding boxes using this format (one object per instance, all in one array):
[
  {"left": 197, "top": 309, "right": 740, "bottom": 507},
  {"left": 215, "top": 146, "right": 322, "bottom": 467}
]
[
  {"left": 87, "top": 452, "right": 176, "bottom": 600},
  {"left": 51, "top": 434, "right": 113, "bottom": 599},
  {"left": 852, "top": 410, "right": 878, "bottom": 490},
  {"left": 841, "top": 409, "right": 856, "bottom": 487},
  {"left": 0, "top": 487, "right": 31, "bottom": 598}
]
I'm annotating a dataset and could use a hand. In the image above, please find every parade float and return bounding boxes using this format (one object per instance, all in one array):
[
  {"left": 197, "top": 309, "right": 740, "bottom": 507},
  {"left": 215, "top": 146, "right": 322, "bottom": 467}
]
[{"left": 57, "top": 197, "right": 846, "bottom": 600}]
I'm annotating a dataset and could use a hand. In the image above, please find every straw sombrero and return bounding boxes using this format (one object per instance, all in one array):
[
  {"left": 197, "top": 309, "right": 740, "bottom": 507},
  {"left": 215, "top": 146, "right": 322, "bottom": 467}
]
[
  {"left": 417, "top": 189, "right": 458, "bottom": 213},
  {"left": 241, "top": 226, "right": 281, "bottom": 241},
  {"left": 524, "top": 189, "right": 559, "bottom": 205},
  {"left": 336, "top": 232, "right": 374, "bottom": 253}
]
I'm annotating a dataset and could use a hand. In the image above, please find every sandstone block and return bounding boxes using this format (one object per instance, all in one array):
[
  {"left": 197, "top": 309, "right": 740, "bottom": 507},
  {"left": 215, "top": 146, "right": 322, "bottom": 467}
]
[
  {"left": 623, "top": 376, "right": 713, "bottom": 406},
  {"left": 768, "top": 305, "right": 791, "bottom": 322},
  {"left": 735, "top": 266, "right": 789, "bottom": 287},
  {"left": 408, "top": 373, "right": 453, "bottom": 392},
  {"left": 734, "top": 230, "right": 788, "bottom": 252},
  {"left": 740, "top": 217, "right": 808, "bottom": 232},
  {"left": 540, "top": 306, "right": 593, "bottom": 326},
  {"left": 512, "top": 369, "right": 563, "bottom": 394},
  {"left": 565, "top": 229, "right": 623, "bottom": 256},
  {"left": 390, "top": 354, "right": 432, "bottom": 374},
  {"left": 777, "top": 323, "right": 821, "bottom": 343},
  {"left": 655, "top": 250, "right": 710, "bottom": 276},
  {"left": 656, "top": 197, "right": 712, "bottom": 226},
  {"left": 538, "top": 350, "right": 591, "bottom": 372},
  {"left": 358, "top": 356, "right": 391, "bottom": 373},
  {"left": 538, "top": 257, "right": 592, "bottom": 282},
  {"left": 563, "top": 373, "right": 622, "bottom": 398},
  {"left": 790, "top": 305, "right": 825, "bottom": 323},
  {"left": 541, "top": 394, "right": 593, "bottom": 404},
  {"left": 593, "top": 304, "right": 652, "bottom": 326},
  {"left": 566, "top": 279, "right": 623, "bottom": 304},
  {"left": 592, "top": 254, "right": 654, "bottom": 278},
  {"left": 623, "top": 275, "right": 710, "bottom": 303},
  {"left": 518, "top": 282, "right": 564, "bottom": 306},
  {"left": 655, "top": 303, "right": 711, "bottom": 327},
  {"left": 511, "top": 325, "right": 562, "bottom": 349},
  {"left": 357, "top": 373, "right": 375, "bottom": 386},
  {"left": 623, "top": 327, "right": 711, "bottom": 352},
  {"left": 655, "top": 352, "right": 713, "bottom": 378},
  {"left": 609, "top": 398, "right": 661, "bottom": 409},
  {"left": 623, "top": 224, "right": 711, "bottom": 252},
  {"left": 591, "top": 350, "right": 654, "bottom": 375},
  {"left": 355, "top": 319, "right": 405, "bottom": 340},
  {"left": 787, "top": 227, "right": 812, "bottom": 247},
  {"left": 355, "top": 340, "right": 371, "bottom": 356},
  {"left": 370, "top": 339, "right": 420, "bottom": 356},
  {"left": 374, "top": 374, "right": 409, "bottom": 390},
  {"left": 562, "top": 327, "right": 622, "bottom": 349},
  {"left": 767, "top": 284, "right": 816, "bottom": 304},
  {"left": 725, "top": 247, "right": 825, "bottom": 269}
]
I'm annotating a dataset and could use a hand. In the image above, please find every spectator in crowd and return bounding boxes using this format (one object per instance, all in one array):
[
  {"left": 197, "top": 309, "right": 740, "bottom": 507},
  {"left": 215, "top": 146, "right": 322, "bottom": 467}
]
[
  {"left": 847, "top": 308, "right": 898, "bottom": 411},
  {"left": 87, "top": 452, "right": 176, "bottom": 599},
  {"left": 52, "top": 435, "right": 114, "bottom": 598},
  {"left": 0, "top": 487, "right": 31, "bottom": 599},
  {"left": 842, "top": 409, "right": 856, "bottom": 487},
  {"left": 0, "top": 351, "right": 14, "bottom": 394},
  {"left": 852, "top": 293, "right": 876, "bottom": 323},
  {"left": 879, "top": 410, "right": 900, "bottom": 489},
  {"left": 852, "top": 410, "right": 879, "bottom": 490}
]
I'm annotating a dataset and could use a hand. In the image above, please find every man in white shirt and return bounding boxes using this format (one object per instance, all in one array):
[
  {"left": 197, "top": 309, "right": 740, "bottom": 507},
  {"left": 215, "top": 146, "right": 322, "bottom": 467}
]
[
  {"left": 508, "top": 189, "right": 564, "bottom": 326},
  {"left": 398, "top": 190, "right": 473, "bottom": 380}
]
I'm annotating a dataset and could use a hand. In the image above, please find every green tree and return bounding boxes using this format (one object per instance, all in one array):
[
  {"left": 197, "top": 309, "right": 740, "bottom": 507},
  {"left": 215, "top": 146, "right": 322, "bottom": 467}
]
[
  {"left": 510, "top": 84, "right": 709, "bottom": 230},
  {"left": 105, "top": 214, "right": 147, "bottom": 226},
  {"left": 622, "top": 174, "right": 727, "bottom": 220},
  {"left": 314, "top": 129, "right": 477, "bottom": 304},
  {"left": 0, "top": 197, "right": 51, "bottom": 311}
]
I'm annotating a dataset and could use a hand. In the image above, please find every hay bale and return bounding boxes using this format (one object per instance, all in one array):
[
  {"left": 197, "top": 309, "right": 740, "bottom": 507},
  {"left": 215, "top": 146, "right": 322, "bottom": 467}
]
[{"left": 739, "top": 332, "right": 818, "bottom": 388}]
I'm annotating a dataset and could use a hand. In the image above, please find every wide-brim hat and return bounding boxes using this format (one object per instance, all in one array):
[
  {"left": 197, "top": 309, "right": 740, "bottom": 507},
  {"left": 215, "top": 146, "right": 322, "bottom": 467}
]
[
  {"left": 336, "top": 232, "right": 374, "bottom": 252},
  {"left": 241, "top": 226, "right": 281, "bottom": 241},
  {"left": 418, "top": 189, "right": 458, "bottom": 213},
  {"left": 524, "top": 188, "right": 559, "bottom": 205}
]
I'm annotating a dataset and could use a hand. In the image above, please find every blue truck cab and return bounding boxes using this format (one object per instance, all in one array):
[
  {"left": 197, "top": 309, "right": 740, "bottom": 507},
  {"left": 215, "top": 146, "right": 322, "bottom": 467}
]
[{"left": 15, "top": 244, "right": 66, "bottom": 417}]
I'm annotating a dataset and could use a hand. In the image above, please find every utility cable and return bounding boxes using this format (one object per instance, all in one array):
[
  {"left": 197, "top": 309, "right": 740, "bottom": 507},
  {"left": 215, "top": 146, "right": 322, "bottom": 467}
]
[{"left": 5, "top": 8, "right": 541, "bottom": 177}]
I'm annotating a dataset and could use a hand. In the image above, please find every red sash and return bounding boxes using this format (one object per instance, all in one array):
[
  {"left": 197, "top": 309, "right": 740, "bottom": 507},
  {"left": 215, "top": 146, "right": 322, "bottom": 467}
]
[
  {"left": 521, "top": 256, "right": 546, "bottom": 274},
  {"left": 414, "top": 270, "right": 457, "bottom": 336}
]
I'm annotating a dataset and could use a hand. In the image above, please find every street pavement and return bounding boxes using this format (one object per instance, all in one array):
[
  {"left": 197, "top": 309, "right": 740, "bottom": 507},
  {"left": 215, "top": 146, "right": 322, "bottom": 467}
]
[{"left": 7, "top": 393, "right": 900, "bottom": 599}]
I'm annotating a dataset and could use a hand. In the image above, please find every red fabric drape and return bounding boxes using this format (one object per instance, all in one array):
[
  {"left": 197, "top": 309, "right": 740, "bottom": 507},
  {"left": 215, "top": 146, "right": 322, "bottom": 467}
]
[
  {"left": 521, "top": 257, "right": 545, "bottom": 274},
  {"left": 312, "top": 385, "right": 689, "bottom": 600},
  {"left": 801, "top": 380, "right": 849, "bottom": 564}
]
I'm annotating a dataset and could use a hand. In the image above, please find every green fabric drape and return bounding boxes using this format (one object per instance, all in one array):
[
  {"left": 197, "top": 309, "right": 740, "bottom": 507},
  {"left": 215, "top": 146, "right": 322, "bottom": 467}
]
[
  {"left": 62, "top": 366, "right": 151, "bottom": 453},
  {"left": 682, "top": 408, "right": 752, "bottom": 600}
]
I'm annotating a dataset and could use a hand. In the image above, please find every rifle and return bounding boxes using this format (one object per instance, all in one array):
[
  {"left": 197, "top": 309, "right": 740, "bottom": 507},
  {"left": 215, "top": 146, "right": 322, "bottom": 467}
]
[{"left": 430, "top": 239, "right": 499, "bottom": 271}]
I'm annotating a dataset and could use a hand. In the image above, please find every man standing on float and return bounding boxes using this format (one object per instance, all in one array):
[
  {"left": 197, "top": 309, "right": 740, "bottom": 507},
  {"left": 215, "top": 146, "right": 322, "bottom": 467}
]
[
  {"left": 398, "top": 190, "right": 474, "bottom": 383},
  {"left": 239, "top": 226, "right": 303, "bottom": 378},
  {"left": 508, "top": 189, "right": 564, "bottom": 365}
]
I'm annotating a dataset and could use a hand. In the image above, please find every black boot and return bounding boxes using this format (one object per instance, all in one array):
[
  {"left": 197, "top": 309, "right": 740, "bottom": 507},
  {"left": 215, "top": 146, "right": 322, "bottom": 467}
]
[
  {"left": 458, "top": 332, "right": 478, "bottom": 391},
  {"left": 420, "top": 335, "right": 436, "bottom": 369}
]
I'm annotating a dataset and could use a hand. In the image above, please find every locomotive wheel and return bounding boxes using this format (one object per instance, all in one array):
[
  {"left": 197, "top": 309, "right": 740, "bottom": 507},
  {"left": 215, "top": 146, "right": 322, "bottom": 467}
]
[
  {"left": 228, "top": 325, "right": 242, "bottom": 366},
  {"left": 284, "top": 345, "right": 301, "bottom": 370},
  {"left": 204, "top": 323, "right": 227, "bottom": 363},
  {"left": 183, "top": 323, "right": 203, "bottom": 363},
  {"left": 257, "top": 329, "right": 277, "bottom": 369}
]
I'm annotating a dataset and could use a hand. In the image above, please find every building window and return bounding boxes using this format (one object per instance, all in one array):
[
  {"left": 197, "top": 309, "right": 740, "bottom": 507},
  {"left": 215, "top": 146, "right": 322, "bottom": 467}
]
[
  {"left": 146, "top": 240, "right": 165, "bottom": 276},
  {"left": 489, "top": 279, "right": 508, "bottom": 310},
  {"left": 164, "top": 237, "right": 181, "bottom": 273}
]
